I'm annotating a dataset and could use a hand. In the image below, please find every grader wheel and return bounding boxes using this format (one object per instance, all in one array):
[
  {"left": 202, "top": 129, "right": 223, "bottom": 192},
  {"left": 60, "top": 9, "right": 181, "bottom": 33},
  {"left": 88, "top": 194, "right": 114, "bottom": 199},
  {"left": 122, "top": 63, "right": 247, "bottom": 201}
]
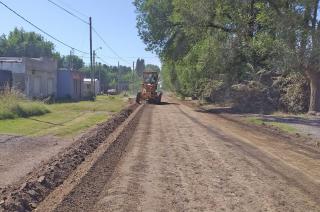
[{"left": 136, "top": 92, "right": 142, "bottom": 104}]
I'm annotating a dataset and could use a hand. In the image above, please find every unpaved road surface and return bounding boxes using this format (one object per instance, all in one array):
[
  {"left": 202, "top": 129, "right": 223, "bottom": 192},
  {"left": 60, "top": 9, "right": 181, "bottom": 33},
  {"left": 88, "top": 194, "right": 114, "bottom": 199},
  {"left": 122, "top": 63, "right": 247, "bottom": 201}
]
[{"left": 40, "top": 99, "right": 320, "bottom": 212}]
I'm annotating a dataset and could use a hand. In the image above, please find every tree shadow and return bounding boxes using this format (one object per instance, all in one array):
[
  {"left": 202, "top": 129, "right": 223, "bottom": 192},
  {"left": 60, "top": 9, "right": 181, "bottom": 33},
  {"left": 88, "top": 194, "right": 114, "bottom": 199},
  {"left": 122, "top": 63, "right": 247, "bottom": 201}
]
[
  {"left": 158, "top": 102, "right": 180, "bottom": 105},
  {"left": 196, "top": 107, "right": 240, "bottom": 114},
  {"left": 258, "top": 115, "right": 320, "bottom": 128}
]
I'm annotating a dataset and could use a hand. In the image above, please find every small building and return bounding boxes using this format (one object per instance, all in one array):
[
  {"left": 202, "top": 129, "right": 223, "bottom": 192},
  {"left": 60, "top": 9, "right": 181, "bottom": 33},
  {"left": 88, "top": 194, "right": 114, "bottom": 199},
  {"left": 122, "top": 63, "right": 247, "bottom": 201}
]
[
  {"left": 57, "top": 68, "right": 84, "bottom": 100},
  {"left": 0, "top": 57, "right": 57, "bottom": 98},
  {"left": 83, "top": 78, "right": 100, "bottom": 97}
]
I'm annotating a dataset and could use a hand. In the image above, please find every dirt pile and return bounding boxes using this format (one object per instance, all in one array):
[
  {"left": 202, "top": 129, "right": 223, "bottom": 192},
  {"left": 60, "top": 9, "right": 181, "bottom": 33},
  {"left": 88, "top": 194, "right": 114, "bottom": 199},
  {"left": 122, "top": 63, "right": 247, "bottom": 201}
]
[{"left": 0, "top": 104, "right": 139, "bottom": 212}]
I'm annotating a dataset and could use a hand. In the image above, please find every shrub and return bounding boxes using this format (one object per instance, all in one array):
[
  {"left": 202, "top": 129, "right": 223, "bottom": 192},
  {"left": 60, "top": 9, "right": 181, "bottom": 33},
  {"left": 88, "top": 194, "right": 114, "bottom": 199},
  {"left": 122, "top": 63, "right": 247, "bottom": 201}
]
[
  {"left": 12, "top": 102, "right": 50, "bottom": 118},
  {"left": 231, "top": 81, "right": 277, "bottom": 114},
  {"left": 0, "top": 89, "right": 50, "bottom": 120},
  {"left": 274, "top": 73, "right": 310, "bottom": 113}
]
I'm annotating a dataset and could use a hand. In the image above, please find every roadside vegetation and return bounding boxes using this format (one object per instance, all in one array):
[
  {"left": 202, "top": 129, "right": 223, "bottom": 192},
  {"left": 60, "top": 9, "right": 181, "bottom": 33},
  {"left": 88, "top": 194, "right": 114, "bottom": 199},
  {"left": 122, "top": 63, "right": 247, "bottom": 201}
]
[
  {"left": 246, "top": 116, "right": 297, "bottom": 134},
  {"left": 0, "top": 89, "right": 49, "bottom": 120},
  {"left": 0, "top": 95, "right": 126, "bottom": 138},
  {"left": 134, "top": 0, "right": 320, "bottom": 114}
]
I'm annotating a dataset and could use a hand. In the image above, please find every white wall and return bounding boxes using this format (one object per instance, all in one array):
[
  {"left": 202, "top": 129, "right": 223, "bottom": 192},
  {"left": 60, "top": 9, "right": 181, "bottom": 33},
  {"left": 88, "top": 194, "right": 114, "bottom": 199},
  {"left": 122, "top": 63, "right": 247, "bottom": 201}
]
[
  {"left": 0, "top": 57, "right": 57, "bottom": 98},
  {"left": 0, "top": 58, "right": 25, "bottom": 74}
]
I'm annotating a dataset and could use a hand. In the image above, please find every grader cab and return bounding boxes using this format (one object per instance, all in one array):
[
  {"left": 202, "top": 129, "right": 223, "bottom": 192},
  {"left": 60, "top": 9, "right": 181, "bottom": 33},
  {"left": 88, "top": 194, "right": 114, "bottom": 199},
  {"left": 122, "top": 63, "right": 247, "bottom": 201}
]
[{"left": 136, "top": 71, "right": 162, "bottom": 104}]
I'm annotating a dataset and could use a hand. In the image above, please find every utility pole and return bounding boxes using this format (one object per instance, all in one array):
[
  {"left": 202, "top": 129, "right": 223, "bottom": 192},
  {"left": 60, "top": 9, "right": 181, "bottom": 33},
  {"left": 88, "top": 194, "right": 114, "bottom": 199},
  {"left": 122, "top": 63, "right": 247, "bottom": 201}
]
[
  {"left": 93, "top": 50, "right": 96, "bottom": 94},
  {"left": 89, "top": 17, "right": 94, "bottom": 95},
  {"left": 132, "top": 61, "right": 135, "bottom": 94},
  {"left": 117, "top": 61, "right": 120, "bottom": 92},
  {"left": 69, "top": 49, "right": 74, "bottom": 71},
  {"left": 69, "top": 50, "right": 71, "bottom": 70},
  {"left": 98, "top": 62, "right": 101, "bottom": 92}
]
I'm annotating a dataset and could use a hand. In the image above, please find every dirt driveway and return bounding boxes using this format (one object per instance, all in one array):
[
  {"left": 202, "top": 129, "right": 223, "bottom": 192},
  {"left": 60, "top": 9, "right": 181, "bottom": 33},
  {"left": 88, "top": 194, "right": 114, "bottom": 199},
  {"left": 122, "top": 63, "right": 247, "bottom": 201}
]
[
  {"left": 38, "top": 97, "right": 320, "bottom": 212},
  {"left": 0, "top": 135, "right": 72, "bottom": 189}
]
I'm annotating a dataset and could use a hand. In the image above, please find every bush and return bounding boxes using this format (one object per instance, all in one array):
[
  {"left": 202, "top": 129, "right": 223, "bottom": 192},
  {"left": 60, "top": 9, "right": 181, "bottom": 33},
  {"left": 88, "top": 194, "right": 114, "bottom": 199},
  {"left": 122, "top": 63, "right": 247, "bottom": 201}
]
[
  {"left": 0, "top": 89, "right": 50, "bottom": 120},
  {"left": 12, "top": 102, "right": 50, "bottom": 118},
  {"left": 194, "top": 79, "right": 229, "bottom": 104},
  {"left": 231, "top": 81, "right": 277, "bottom": 114},
  {"left": 275, "top": 73, "right": 310, "bottom": 113}
]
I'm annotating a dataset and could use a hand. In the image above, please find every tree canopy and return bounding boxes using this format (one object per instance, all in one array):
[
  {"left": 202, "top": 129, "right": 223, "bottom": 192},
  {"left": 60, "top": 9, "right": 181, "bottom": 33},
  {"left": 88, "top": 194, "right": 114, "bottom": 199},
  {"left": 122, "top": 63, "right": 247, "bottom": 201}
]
[
  {"left": 145, "top": 64, "right": 160, "bottom": 72},
  {"left": 134, "top": 0, "right": 320, "bottom": 113},
  {"left": 0, "top": 28, "right": 54, "bottom": 58}
]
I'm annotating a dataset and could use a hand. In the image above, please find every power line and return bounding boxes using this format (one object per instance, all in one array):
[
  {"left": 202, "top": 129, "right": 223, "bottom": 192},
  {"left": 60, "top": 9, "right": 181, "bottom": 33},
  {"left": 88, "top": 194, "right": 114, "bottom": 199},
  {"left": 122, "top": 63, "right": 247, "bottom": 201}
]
[
  {"left": 45, "top": 0, "right": 129, "bottom": 65},
  {"left": 47, "top": 0, "right": 89, "bottom": 25},
  {"left": 103, "top": 56, "right": 159, "bottom": 59},
  {"left": 0, "top": 0, "right": 89, "bottom": 55},
  {"left": 55, "top": 0, "right": 89, "bottom": 19},
  {"left": 96, "top": 56, "right": 111, "bottom": 66},
  {"left": 92, "top": 28, "right": 131, "bottom": 64}
]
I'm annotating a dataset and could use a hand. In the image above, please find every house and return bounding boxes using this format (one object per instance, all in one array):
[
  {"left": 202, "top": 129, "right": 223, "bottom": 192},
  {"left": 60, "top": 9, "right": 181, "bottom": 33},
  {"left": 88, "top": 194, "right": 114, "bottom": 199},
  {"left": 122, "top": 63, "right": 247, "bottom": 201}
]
[
  {"left": 57, "top": 68, "right": 84, "bottom": 100},
  {"left": 0, "top": 57, "right": 57, "bottom": 98},
  {"left": 83, "top": 78, "right": 100, "bottom": 97}
]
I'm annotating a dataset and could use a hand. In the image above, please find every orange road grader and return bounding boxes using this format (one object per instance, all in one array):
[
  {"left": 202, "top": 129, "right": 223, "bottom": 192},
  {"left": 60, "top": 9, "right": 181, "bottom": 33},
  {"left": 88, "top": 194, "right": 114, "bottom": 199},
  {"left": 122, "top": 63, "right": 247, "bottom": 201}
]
[{"left": 136, "top": 71, "right": 162, "bottom": 104}]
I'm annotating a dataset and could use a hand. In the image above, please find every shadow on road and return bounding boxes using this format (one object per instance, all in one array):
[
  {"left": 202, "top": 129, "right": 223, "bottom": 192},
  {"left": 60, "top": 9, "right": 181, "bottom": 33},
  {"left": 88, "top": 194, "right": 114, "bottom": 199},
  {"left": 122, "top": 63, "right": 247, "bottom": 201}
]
[
  {"left": 259, "top": 116, "right": 320, "bottom": 128},
  {"left": 196, "top": 107, "right": 239, "bottom": 114},
  {"left": 159, "top": 102, "right": 180, "bottom": 105}
]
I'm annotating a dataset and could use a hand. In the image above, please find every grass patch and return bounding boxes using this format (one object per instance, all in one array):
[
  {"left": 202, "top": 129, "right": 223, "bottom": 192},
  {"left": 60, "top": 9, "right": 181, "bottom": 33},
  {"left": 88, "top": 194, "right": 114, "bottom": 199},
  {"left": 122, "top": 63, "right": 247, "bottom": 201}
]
[
  {"left": 0, "top": 90, "right": 49, "bottom": 120},
  {"left": 0, "top": 95, "right": 126, "bottom": 138},
  {"left": 246, "top": 117, "right": 297, "bottom": 133}
]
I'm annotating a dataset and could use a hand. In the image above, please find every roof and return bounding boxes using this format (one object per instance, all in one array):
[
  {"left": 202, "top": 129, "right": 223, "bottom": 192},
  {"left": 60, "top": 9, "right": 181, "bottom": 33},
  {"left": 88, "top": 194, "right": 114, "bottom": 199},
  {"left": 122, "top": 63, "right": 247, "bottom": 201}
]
[
  {"left": 0, "top": 57, "right": 56, "bottom": 63},
  {"left": 0, "top": 57, "right": 23, "bottom": 63}
]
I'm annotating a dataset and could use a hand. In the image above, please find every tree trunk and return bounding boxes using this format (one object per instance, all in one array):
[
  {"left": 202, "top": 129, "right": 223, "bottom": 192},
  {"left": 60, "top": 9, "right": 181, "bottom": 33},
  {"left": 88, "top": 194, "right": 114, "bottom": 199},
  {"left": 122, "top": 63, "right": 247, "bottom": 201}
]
[{"left": 307, "top": 71, "right": 320, "bottom": 112}]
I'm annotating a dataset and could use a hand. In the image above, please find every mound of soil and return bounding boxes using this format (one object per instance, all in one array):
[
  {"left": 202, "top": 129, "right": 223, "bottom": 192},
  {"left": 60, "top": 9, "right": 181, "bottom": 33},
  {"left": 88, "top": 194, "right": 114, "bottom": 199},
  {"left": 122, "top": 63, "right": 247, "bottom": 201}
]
[{"left": 0, "top": 104, "right": 139, "bottom": 212}]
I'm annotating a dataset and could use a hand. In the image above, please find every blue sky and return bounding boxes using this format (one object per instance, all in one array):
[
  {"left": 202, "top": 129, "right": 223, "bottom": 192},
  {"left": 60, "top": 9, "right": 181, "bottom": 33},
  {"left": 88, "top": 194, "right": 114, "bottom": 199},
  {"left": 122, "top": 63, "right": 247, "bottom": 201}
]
[{"left": 0, "top": 0, "right": 160, "bottom": 67}]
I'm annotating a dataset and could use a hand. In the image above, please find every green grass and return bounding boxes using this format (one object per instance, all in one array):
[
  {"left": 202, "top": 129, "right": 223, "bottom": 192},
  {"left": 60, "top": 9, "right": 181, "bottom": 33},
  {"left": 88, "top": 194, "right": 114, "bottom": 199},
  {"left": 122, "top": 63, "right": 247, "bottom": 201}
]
[
  {"left": 0, "top": 95, "right": 126, "bottom": 138},
  {"left": 0, "top": 91, "right": 49, "bottom": 120},
  {"left": 246, "top": 117, "right": 297, "bottom": 133}
]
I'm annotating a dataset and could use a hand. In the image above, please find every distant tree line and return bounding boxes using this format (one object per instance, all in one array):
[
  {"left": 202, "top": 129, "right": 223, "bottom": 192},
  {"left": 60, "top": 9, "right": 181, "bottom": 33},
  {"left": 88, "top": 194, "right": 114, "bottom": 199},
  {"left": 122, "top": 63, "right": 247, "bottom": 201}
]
[
  {"left": 134, "top": 0, "right": 320, "bottom": 113},
  {"left": 0, "top": 27, "right": 160, "bottom": 93}
]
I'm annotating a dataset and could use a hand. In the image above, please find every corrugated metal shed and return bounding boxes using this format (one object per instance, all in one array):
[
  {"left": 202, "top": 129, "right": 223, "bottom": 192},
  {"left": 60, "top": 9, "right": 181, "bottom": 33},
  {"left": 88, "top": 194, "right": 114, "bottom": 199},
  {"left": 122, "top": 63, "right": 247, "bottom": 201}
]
[{"left": 57, "top": 69, "right": 84, "bottom": 100}]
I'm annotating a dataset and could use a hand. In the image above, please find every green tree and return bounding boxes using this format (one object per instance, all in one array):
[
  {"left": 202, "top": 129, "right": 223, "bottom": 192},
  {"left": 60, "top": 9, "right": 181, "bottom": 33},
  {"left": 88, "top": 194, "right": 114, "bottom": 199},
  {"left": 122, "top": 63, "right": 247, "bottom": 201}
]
[
  {"left": 145, "top": 64, "right": 160, "bottom": 72},
  {"left": 57, "top": 54, "right": 84, "bottom": 70},
  {"left": 136, "top": 58, "right": 145, "bottom": 76},
  {"left": 134, "top": 0, "right": 320, "bottom": 113},
  {"left": 0, "top": 27, "right": 54, "bottom": 58}
]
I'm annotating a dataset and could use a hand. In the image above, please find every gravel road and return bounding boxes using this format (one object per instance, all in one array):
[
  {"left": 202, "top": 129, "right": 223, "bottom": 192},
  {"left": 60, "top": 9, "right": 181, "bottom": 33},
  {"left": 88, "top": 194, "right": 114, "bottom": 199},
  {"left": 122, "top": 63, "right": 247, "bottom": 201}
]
[{"left": 39, "top": 98, "right": 320, "bottom": 212}]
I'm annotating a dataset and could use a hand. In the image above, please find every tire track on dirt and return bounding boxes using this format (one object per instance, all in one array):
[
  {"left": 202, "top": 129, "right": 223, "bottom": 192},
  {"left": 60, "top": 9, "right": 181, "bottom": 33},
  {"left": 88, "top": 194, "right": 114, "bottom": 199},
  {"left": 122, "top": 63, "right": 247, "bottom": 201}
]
[
  {"left": 92, "top": 106, "right": 153, "bottom": 211},
  {"left": 177, "top": 105, "right": 320, "bottom": 208},
  {"left": 156, "top": 106, "right": 190, "bottom": 212},
  {"left": 35, "top": 98, "right": 320, "bottom": 212},
  {"left": 49, "top": 106, "right": 143, "bottom": 212}
]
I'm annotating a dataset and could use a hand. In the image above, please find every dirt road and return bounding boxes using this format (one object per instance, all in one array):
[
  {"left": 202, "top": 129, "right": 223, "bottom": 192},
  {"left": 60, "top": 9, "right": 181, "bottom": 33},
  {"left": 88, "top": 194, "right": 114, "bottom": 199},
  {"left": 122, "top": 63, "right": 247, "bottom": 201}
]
[
  {"left": 39, "top": 99, "right": 320, "bottom": 212},
  {"left": 0, "top": 135, "right": 71, "bottom": 189}
]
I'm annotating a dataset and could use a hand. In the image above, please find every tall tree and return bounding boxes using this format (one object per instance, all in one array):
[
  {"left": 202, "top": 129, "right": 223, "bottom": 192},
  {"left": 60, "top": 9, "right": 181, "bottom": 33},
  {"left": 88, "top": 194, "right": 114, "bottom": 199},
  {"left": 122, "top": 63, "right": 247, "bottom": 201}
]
[
  {"left": 136, "top": 58, "right": 146, "bottom": 76},
  {"left": 57, "top": 54, "right": 84, "bottom": 70},
  {"left": 135, "top": 0, "right": 320, "bottom": 113},
  {"left": 0, "top": 27, "right": 54, "bottom": 58},
  {"left": 145, "top": 64, "right": 160, "bottom": 72}
]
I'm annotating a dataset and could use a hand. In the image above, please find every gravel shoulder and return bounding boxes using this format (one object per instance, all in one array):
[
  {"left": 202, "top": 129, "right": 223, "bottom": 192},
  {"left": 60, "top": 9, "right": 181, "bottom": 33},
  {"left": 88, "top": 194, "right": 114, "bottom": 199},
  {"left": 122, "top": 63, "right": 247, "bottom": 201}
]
[{"left": 41, "top": 97, "right": 320, "bottom": 212}]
